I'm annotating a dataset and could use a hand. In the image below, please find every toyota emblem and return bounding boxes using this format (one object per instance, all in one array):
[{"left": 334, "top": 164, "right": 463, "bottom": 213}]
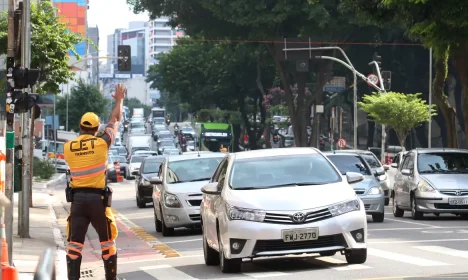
[
  {"left": 292, "top": 212, "right": 306, "bottom": 223},
  {"left": 456, "top": 191, "right": 462, "bottom": 196}
]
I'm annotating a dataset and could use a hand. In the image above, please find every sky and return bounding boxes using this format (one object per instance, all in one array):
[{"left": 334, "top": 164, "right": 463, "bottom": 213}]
[{"left": 87, "top": 0, "right": 149, "bottom": 54}]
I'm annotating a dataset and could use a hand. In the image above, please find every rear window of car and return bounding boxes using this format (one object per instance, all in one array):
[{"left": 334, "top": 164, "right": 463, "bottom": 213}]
[
  {"left": 361, "top": 154, "right": 382, "bottom": 169},
  {"left": 327, "top": 155, "right": 372, "bottom": 176}
]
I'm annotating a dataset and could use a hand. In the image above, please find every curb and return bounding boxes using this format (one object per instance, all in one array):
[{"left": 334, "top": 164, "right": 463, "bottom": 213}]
[{"left": 49, "top": 204, "right": 67, "bottom": 279}]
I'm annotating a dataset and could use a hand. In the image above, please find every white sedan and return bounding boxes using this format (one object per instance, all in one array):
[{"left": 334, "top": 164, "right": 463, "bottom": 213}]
[{"left": 200, "top": 148, "right": 367, "bottom": 273}]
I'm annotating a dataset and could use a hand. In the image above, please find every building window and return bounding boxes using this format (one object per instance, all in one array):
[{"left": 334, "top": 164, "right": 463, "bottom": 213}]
[
  {"left": 155, "top": 38, "right": 171, "bottom": 45},
  {"left": 153, "top": 22, "right": 167, "bottom": 28},
  {"left": 155, "top": 46, "right": 171, "bottom": 52},
  {"left": 154, "top": 30, "right": 171, "bottom": 36}
]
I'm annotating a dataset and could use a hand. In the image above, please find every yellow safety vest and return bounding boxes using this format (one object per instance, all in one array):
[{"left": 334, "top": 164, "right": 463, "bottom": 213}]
[{"left": 64, "top": 134, "right": 108, "bottom": 189}]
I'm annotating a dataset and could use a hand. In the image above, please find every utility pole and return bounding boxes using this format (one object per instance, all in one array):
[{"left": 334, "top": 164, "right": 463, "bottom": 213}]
[{"left": 18, "top": 0, "right": 31, "bottom": 238}]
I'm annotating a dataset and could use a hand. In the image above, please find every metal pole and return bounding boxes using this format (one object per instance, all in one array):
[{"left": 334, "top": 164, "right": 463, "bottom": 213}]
[
  {"left": 5, "top": 0, "right": 17, "bottom": 267},
  {"left": 428, "top": 48, "right": 433, "bottom": 148},
  {"left": 368, "top": 61, "right": 387, "bottom": 163},
  {"left": 353, "top": 72, "right": 358, "bottom": 149},
  {"left": 19, "top": 0, "right": 31, "bottom": 239},
  {"left": 53, "top": 96, "right": 56, "bottom": 169}
]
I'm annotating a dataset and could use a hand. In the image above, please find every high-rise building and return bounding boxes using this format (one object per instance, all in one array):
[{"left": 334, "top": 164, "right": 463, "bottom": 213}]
[
  {"left": 148, "top": 17, "right": 185, "bottom": 60},
  {"left": 87, "top": 26, "right": 99, "bottom": 86}
]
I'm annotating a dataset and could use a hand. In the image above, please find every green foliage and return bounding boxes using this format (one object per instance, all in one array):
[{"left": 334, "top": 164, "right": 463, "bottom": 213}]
[
  {"left": 359, "top": 92, "right": 437, "bottom": 147},
  {"left": 195, "top": 109, "right": 242, "bottom": 125},
  {"left": 124, "top": 97, "right": 152, "bottom": 117},
  {"left": 56, "top": 80, "right": 108, "bottom": 131},
  {"left": 0, "top": 2, "right": 89, "bottom": 93},
  {"left": 33, "top": 158, "right": 56, "bottom": 180}
]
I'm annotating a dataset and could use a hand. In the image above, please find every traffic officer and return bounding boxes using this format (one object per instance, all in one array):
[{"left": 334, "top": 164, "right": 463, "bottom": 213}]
[{"left": 64, "top": 84, "right": 125, "bottom": 280}]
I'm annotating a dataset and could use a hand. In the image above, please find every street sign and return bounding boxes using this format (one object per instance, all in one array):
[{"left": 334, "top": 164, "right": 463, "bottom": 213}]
[
  {"left": 338, "top": 138, "right": 347, "bottom": 149},
  {"left": 323, "top": 76, "right": 346, "bottom": 92},
  {"left": 367, "top": 74, "right": 379, "bottom": 86}
]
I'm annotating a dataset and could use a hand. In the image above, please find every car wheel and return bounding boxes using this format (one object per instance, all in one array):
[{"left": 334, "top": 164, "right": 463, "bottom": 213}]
[
  {"left": 411, "top": 195, "right": 423, "bottom": 220},
  {"left": 161, "top": 206, "right": 174, "bottom": 236},
  {"left": 136, "top": 193, "right": 146, "bottom": 208},
  {"left": 319, "top": 251, "right": 336, "bottom": 257},
  {"left": 372, "top": 213, "right": 385, "bottom": 223},
  {"left": 218, "top": 230, "right": 241, "bottom": 273},
  {"left": 203, "top": 231, "right": 219, "bottom": 265},
  {"left": 392, "top": 196, "right": 404, "bottom": 217},
  {"left": 384, "top": 198, "right": 390, "bottom": 206},
  {"left": 345, "top": 249, "right": 367, "bottom": 264},
  {"left": 154, "top": 205, "right": 162, "bottom": 232}
]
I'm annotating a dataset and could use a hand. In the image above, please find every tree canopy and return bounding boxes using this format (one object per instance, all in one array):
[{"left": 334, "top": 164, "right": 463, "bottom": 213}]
[
  {"left": 56, "top": 81, "right": 108, "bottom": 132},
  {"left": 0, "top": 1, "right": 87, "bottom": 94},
  {"left": 359, "top": 92, "right": 436, "bottom": 149}
]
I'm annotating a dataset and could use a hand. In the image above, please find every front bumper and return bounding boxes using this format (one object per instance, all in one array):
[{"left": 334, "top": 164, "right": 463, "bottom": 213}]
[
  {"left": 360, "top": 194, "right": 385, "bottom": 214},
  {"left": 218, "top": 205, "right": 367, "bottom": 259},
  {"left": 107, "top": 170, "right": 117, "bottom": 180},
  {"left": 415, "top": 192, "right": 468, "bottom": 213},
  {"left": 162, "top": 205, "right": 201, "bottom": 228}
]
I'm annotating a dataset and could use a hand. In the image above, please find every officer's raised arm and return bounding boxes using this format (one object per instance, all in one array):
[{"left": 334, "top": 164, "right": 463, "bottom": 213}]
[{"left": 98, "top": 84, "right": 126, "bottom": 147}]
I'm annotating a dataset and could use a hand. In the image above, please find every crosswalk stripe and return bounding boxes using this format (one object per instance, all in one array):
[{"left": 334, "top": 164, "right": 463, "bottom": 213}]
[
  {"left": 368, "top": 248, "right": 450, "bottom": 266},
  {"left": 141, "top": 264, "right": 198, "bottom": 279},
  {"left": 139, "top": 264, "right": 172, "bottom": 270},
  {"left": 316, "top": 256, "right": 371, "bottom": 271},
  {"left": 415, "top": 246, "right": 468, "bottom": 259},
  {"left": 243, "top": 271, "right": 290, "bottom": 278}
]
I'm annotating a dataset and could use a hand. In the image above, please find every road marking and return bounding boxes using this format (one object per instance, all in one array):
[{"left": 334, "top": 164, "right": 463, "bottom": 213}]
[
  {"left": 244, "top": 271, "right": 290, "bottom": 278},
  {"left": 316, "top": 257, "right": 371, "bottom": 270},
  {"left": 142, "top": 264, "right": 198, "bottom": 279},
  {"left": 368, "top": 248, "right": 450, "bottom": 266},
  {"left": 139, "top": 264, "right": 172, "bottom": 270},
  {"left": 163, "top": 238, "right": 203, "bottom": 244},
  {"left": 370, "top": 238, "right": 468, "bottom": 244},
  {"left": 369, "top": 226, "right": 468, "bottom": 232},
  {"left": 415, "top": 246, "right": 468, "bottom": 259},
  {"left": 385, "top": 218, "right": 440, "bottom": 228},
  {"left": 359, "top": 273, "right": 468, "bottom": 280}
]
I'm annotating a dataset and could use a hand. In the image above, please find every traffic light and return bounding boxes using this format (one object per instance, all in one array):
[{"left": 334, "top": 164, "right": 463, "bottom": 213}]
[
  {"left": 117, "top": 45, "right": 131, "bottom": 71},
  {"left": 12, "top": 67, "right": 40, "bottom": 89},
  {"left": 381, "top": 71, "right": 392, "bottom": 91}
]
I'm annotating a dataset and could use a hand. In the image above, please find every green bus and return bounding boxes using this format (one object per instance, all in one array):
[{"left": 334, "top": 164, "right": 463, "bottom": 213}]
[{"left": 195, "top": 122, "right": 234, "bottom": 152}]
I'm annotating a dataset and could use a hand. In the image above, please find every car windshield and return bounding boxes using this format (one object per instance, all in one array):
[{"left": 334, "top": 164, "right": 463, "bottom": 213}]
[
  {"left": 117, "top": 147, "right": 127, "bottom": 154},
  {"left": 418, "top": 152, "right": 468, "bottom": 173},
  {"left": 361, "top": 154, "right": 382, "bottom": 169},
  {"left": 166, "top": 157, "right": 222, "bottom": 183},
  {"left": 131, "top": 156, "right": 146, "bottom": 163},
  {"left": 327, "top": 155, "right": 371, "bottom": 176},
  {"left": 115, "top": 157, "right": 127, "bottom": 163},
  {"left": 229, "top": 155, "right": 341, "bottom": 189},
  {"left": 159, "top": 133, "right": 172, "bottom": 138},
  {"left": 160, "top": 141, "right": 174, "bottom": 146},
  {"left": 182, "top": 127, "right": 194, "bottom": 132},
  {"left": 109, "top": 150, "right": 118, "bottom": 155},
  {"left": 143, "top": 159, "right": 164, "bottom": 174}
]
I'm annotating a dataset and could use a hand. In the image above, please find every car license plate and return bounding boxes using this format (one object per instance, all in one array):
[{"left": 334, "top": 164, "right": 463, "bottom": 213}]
[
  {"left": 282, "top": 228, "right": 319, "bottom": 242},
  {"left": 448, "top": 198, "right": 468, "bottom": 205}
]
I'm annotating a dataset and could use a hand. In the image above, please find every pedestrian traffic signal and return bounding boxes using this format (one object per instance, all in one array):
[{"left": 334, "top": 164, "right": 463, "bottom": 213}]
[
  {"left": 117, "top": 45, "right": 131, "bottom": 72},
  {"left": 381, "top": 71, "right": 392, "bottom": 91}
]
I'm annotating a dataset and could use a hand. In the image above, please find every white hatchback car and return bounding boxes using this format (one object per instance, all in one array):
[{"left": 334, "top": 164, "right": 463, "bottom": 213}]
[{"left": 200, "top": 148, "right": 367, "bottom": 273}]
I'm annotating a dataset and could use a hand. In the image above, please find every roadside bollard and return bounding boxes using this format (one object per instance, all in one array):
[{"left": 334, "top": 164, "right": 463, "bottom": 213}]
[
  {"left": 33, "top": 248, "right": 55, "bottom": 280},
  {"left": 114, "top": 161, "right": 124, "bottom": 182}
]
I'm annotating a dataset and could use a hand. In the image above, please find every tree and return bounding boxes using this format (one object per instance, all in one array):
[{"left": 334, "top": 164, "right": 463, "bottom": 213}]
[
  {"left": 56, "top": 81, "right": 108, "bottom": 132},
  {"left": 0, "top": 1, "right": 87, "bottom": 93},
  {"left": 359, "top": 92, "right": 436, "bottom": 149},
  {"left": 339, "top": 0, "right": 468, "bottom": 148},
  {"left": 124, "top": 97, "right": 152, "bottom": 117}
]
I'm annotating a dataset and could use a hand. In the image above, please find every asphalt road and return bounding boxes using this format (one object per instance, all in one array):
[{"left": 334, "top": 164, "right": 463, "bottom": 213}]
[{"left": 51, "top": 125, "right": 468, "bottom": 279}]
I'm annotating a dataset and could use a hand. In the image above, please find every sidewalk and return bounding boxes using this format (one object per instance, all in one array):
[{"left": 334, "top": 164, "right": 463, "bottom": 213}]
[{"left": 12, "top": 173, "right": 67, "bottom": 280}]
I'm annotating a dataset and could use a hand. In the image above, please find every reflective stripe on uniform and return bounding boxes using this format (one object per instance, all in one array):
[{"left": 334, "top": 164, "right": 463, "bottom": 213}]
[
  {"left": 67, "top": 241, "right": 84, "bottom": 259},
  {"left": 70, "top": 162, "right": 107, "bottom": 179},
  {"left": 101, "top": 239, "right": 117, "bottom": 260}
]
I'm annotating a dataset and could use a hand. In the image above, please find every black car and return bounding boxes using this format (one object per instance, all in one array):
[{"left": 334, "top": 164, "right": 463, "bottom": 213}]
[
  {"left": 133, "top": 156, "right": 167, "bottom": 208},
  {"left": 107, "top": 156, "right": 118, "bottom": 183}
]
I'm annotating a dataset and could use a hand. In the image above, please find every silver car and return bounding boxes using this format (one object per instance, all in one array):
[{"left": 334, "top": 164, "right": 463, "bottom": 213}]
[
  {"left": 393, "top": 148, "right": 468, "bottom": 220},
  {"left": 150, "top": 153, "right": 224, "bottom": 236},
  {"left": 336, "top": 150, "right": 391, "bottom": 205},
  {"left": 325, "top": 152, "right": 385, "bottom": 222}
]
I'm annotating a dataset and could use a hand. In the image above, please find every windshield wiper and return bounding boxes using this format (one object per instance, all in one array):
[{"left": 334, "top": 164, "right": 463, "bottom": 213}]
[
  {"left": 189, "top": 178, "right": 211, "bottom": 182},
  {"left": 295, "top": 182, "right": 324, "bottom": 186}
]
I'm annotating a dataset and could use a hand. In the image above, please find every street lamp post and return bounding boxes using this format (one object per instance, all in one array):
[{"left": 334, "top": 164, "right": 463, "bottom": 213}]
[{"left": 428, "top": 48, "right": 433, "bottom": 148}]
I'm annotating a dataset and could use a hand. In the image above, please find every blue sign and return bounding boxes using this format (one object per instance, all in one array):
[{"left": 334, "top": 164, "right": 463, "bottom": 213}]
[
  {"left": 45, "top": 115, "right": 60, "bottom": 129},
  {"left": 323, "top": 86, "right": 345, "bottom": 92}
]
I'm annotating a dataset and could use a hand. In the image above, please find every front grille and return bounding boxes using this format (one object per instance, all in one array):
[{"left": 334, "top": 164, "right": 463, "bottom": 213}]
[
  {"left": 355, "top": 189, "right": 365, "bottom": 195},
  {"left": 189, "top": 214, "right": 200, "bottom": 221},
  {"left": 439, "top": 190, "right": 468, "bottom": 196},
  {"left": 364, "top": 204, "right": 371, "bottom": 210},
  {"left": 253, "top": 234, "right": 347, "bottom": 254},
  {"left": 434, "top": 204, "right": 468, "bottom": 210},
  {"left": 264, "top": 208, "right": 332, "bottom": 225},
  {"left": 187, "top": 200, "right": 202, "bottom": 207}
]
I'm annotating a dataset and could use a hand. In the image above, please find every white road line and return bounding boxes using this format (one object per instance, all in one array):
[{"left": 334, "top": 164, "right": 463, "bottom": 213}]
[
  {"left": 368, "top": 248, "right": 450, "bottom": 266},
  {"left": 139, "top": 264, "right": 172, "bottom": 270},
  {"left": 415, "top": 246, "right": 468, "bottom": 259},
  {"left": 385, "top": 218, "right": 440, "bottom": 228},
  {"left": 369, "top": 226, "right": 468, "bottom": 232},
  {"left": 142, "top": 264, "right": 198, "bottom": 279},
  {"left": 244, "top": 271, "right": 290, "bottom": 278},
  {"left": 316, "top": 257, "right": 371, "bottom": 271},
  {"left": 370, "top": 238, "right": 468, "bottom": 244},
  {"left": 163, "top": 238, "right": 203, "bottom": 244}
]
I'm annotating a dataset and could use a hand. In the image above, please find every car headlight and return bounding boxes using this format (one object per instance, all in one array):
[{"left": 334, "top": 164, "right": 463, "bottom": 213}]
[
  {"left": 226, "top": 205, "right": 265, "bottom": 222},
  {"left": 376, "top": 175, "right": 387, "bottom": 181},
  {"left": 142, "top": 178, "right": 151, "bottom": 186},
  {"left": 368, "top": 186, "right": 383, "bottom": 195},
  {"left": 418, "top": 179, "right": 437, "bottom": 193},
  {"left": 164, "top": 193, "right": 181, "bottom": 208},
  {"left": 328, "top": 199, "right": 360, "bottom": 216}
]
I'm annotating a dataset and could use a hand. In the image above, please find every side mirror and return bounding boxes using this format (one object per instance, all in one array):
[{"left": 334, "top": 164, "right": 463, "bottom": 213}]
[
  {"left": 401, "top": 169, "right": 412, "bottom": 176},
  {"left": 391, "top": 163, "right": 398, "bottom": 168},
  {"left": 201, "top": 183, "right": 221, "bottom": 195},
  {"left": 150, "top": 177, "right": 162, "bottom": 184},
  {"left": 131, "top": 171, "right": 139, "bottom": 176},
  {"left": 383, "top": 165, "right": 390, "bottom": 171},
  {"left": 346, "top": 172, "right": 365, "bottom": 184},
  {"left": 374, "top": 168, "right": 385, "bottom": 176}
]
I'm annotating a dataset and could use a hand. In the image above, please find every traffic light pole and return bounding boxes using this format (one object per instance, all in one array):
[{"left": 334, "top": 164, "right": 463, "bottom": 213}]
[
  {"left": 369, "top": 61, "right": 386, "bottom": 163},
  {"left": 18, "top": 0, "right": 31, "bottom": 239}
]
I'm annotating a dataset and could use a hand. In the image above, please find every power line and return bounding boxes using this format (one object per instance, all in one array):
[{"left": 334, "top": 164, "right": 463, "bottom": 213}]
[{"left": 175, "top": 38, "right": 424, "bottom": 46}]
